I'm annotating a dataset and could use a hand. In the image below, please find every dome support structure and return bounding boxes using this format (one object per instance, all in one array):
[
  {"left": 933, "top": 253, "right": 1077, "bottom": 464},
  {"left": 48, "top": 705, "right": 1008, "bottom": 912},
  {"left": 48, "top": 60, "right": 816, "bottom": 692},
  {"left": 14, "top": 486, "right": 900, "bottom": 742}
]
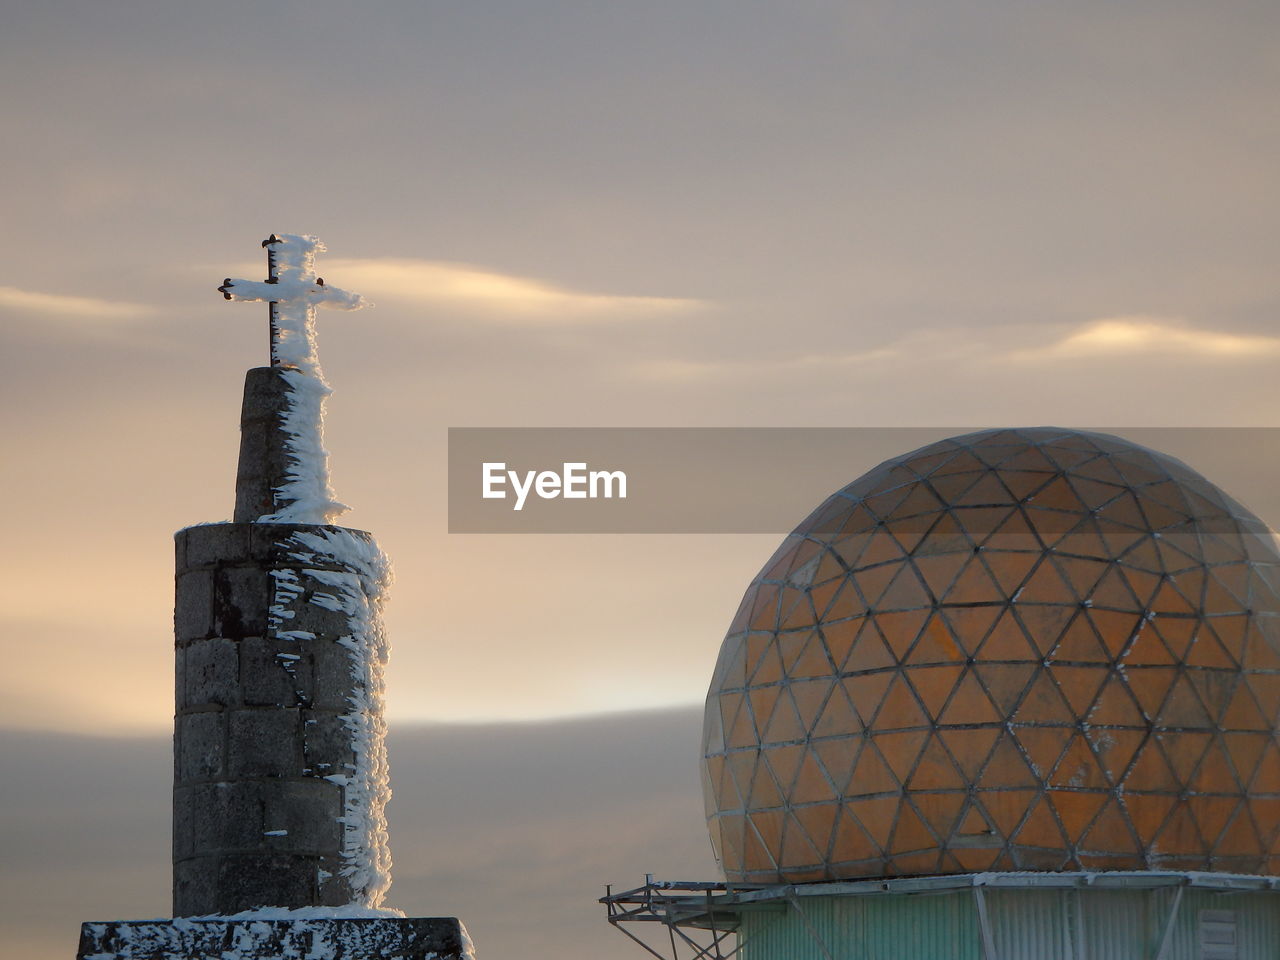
[{"left": 603, "top": 871, "right": 1280, "bottom": 960}]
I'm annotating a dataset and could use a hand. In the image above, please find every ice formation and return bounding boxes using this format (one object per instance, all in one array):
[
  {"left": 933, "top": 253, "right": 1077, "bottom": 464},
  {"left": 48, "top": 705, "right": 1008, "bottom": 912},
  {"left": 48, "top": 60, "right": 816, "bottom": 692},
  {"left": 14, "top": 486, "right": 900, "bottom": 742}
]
[
  {"left": 220, "top": 234, "right": 367, "bottom": 525},
  {"left": 222, "top": 234, "right": 394, "bottom": 910},
  {"left": 265, "top": 526, "right": 395, "bottom": 909}
]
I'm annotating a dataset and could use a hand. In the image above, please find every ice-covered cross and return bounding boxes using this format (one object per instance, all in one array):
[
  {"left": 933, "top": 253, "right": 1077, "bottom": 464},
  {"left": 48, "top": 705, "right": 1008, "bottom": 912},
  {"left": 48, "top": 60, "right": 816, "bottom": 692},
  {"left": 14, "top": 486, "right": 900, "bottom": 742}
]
[
  {"left": 218, "top": 233, "right": 366, "bottom": 378},
  {"left": 218, "top": 234, "right": 366, "bottom": 524}
]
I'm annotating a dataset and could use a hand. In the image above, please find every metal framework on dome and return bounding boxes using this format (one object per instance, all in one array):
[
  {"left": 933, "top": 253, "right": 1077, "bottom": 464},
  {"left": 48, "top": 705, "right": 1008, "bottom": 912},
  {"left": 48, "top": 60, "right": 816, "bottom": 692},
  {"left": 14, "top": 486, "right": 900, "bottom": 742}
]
[
  {"left": 606, "top": 428, "right": 1280, "bottom": 960},
  {"left": 602, "top": 871, "right": 1280, "bottom": 960},
  {"left": 703, "top": 428, "right": 1280, "bottom": 883}
]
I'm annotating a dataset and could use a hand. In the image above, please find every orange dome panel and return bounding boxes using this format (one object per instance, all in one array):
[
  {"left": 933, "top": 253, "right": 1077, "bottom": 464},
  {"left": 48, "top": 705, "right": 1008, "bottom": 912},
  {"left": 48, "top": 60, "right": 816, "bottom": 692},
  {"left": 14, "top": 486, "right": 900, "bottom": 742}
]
[{"left": 702, "top": 428, "right": 1280, "bottom": 881}]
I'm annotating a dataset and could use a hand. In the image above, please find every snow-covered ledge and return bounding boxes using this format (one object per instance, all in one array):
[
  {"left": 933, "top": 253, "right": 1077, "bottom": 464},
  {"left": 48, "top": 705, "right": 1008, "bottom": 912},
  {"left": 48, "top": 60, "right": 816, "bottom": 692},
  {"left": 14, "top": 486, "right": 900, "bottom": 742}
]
[{"left": 77, "top": 916, "right": 475, "bottom": 960}]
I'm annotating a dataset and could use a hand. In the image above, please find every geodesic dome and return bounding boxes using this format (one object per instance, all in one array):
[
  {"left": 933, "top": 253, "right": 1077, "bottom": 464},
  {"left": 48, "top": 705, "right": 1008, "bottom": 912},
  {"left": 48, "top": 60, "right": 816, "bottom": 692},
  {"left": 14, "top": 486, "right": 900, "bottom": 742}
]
[{"left": 702, "top": 428, "right": 1280, "bottom": 883}]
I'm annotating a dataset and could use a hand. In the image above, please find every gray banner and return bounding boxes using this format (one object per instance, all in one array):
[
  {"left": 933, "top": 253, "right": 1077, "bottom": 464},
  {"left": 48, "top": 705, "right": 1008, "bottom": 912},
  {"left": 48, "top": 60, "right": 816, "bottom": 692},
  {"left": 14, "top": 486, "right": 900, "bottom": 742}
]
[{"left": 447, "top": 427, "right": 1280, "bottom": 534}]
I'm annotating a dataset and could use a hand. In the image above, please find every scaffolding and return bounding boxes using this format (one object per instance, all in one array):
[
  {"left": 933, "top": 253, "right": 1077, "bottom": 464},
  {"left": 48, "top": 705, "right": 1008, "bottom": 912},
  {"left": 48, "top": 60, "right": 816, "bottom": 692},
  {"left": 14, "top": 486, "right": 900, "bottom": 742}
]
[{"left": 601, "top": 878, "right": 756, "bottom": 960}]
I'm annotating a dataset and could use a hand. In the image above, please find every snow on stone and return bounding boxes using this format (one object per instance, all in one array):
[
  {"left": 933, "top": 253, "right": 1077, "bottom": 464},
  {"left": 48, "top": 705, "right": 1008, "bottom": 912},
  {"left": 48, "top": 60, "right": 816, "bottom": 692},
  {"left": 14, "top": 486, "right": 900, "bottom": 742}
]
[
  {"left": 267, "top": 568, "right": 306, "bottom": 647},
  {"left": 220, "top": 234, "right": 367, "bottom": 525},
  {"left": 263, "top": 366, "right": 351, "bottom": 524},
  {"left": 190, "top": 905, "right": 407, "bottom": 921},
  {"left": 82, "top": 915, "right": 476, "bottom": 960},
  {"left": 282, "top": 526, "right": 395, "bottom": 909}
]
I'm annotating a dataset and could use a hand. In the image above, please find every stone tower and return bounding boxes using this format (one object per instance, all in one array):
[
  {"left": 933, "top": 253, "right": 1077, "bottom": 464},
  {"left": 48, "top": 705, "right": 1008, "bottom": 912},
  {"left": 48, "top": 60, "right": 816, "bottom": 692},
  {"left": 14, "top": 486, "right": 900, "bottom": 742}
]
[
  {"left": 172, "top": 371, "right": 392, "bottom": 913},
  {"left": 77, "top": 235, "right": 472, "bottom": 960}
]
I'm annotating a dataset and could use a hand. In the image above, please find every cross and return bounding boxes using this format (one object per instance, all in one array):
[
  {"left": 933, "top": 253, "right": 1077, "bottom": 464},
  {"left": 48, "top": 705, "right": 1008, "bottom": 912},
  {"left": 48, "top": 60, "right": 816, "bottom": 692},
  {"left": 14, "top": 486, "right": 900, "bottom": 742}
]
[{"left": 218, "top": 234, "right": 366, "bottom": 376}]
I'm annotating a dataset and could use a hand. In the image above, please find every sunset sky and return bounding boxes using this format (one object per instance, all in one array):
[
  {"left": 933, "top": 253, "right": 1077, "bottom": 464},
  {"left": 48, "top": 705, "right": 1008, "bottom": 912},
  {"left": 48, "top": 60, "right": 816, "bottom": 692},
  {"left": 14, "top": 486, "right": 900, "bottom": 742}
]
[{"left": 3, "top": 2, "right": 1279, "bottom": 958}]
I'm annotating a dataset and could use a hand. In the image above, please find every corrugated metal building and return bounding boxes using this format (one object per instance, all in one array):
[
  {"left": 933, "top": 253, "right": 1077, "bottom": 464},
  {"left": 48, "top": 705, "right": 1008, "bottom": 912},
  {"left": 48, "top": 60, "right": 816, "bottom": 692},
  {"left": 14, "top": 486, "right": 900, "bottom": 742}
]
[
  {"left": 605, "top": 873, "right": 1280, "bottom": 959},
  {"left": 734, "top": 874, "right": 1280, "bottom": 960}
]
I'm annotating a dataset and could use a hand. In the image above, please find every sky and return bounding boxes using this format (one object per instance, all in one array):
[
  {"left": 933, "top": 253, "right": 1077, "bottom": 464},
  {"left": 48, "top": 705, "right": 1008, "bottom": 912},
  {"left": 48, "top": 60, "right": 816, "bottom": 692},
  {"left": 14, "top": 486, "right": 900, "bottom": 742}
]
[
  {"left": 1, "top": 1, "right": 1278, "bottom": 958},
  {"left": 2, "top": 710, "right": 716, "bottom": 960}
]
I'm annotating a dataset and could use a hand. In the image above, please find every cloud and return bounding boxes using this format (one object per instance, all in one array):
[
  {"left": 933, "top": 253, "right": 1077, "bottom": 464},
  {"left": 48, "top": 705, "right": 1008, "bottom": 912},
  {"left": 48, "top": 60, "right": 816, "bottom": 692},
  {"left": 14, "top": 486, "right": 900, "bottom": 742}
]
[
  {"left": 0, "top": 285, "right": 154, "bottom": 323},
  {"left": 636, "top": 314, "right": 1280, "bottom": 385},
  {"left": 323, "top": 257, "right": 707, "bottom": 323},
  {"left": 1015, "top": 315, "right": 1280, "bottom": 361},
  {"left": 633, "top": 346, "right": 900, "bottom": 382},
  {"left": 1, "top": 709, "right": 714, "bottom": 960}
]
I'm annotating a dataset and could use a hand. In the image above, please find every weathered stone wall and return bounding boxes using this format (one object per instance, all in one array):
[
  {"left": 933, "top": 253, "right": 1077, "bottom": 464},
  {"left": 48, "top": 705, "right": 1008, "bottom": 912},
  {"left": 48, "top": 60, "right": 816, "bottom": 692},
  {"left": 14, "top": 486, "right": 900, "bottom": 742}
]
[
  {"left": 173, "top": 521, "right": 377, "bottom": 915},
  {"left": 234, "top": 367, "right": 293, "bottom": 523},
  {"left": 78, "top": 918, "right": 473, "bottom": 960}
]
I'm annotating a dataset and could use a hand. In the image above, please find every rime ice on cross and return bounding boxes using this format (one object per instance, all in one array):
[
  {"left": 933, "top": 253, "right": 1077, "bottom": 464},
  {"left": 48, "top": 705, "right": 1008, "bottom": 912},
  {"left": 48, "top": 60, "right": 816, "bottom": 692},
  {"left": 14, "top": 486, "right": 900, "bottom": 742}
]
[
  {"left": 218, "top": 234, "right": 366, "bottom": 525},
  {"left": 218, "top": 233, "right": 366, "bottom": 379}
]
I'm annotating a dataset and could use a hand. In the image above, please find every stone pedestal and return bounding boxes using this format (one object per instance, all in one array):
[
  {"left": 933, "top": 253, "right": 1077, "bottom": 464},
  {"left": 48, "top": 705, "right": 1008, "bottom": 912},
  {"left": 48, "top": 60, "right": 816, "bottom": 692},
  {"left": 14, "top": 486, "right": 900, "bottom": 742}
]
[
  {"left": 77, "top": 918, "right": 473, "bottom": 960},
  {"left": 173, "top": 521, "right": 384, "bottom": 914}
]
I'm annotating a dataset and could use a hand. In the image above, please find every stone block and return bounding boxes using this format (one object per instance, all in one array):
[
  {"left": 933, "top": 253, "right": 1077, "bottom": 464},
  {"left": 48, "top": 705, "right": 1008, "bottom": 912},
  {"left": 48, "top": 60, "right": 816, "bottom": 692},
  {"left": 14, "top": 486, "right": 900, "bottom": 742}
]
[
  {"left": 78, "top": 917, "right": 474, "bottom": 960},
  {"left": 172, "top": 785, "right": 195, "bottom": 860},
  {"left": 240, "top": 636, "right": 312, "bottom": 707},
  {"left": 261, "top": 779, "right": 344, "bottom": 854},
  {"left": 235, "top": 414, "right": 268, "bottom": 464},
  {"left": 283, "top": 586, "right": 353, "bottom": 637},
  {"left": 174, "top": 643, "right": 185, "bottom": 707},
  {"left": 317, "top": 856, "right": 355, "bottom": 906},
  {"left": 311, "top": 640, "right": 357, "bottom": 711},
  {"left": 213, "top": 566, "right": 273, "bottom": 638},
  {"left": 249, "top": 523, "right": 303, "bottom": 563},
  {"left": 216, "top": 852, "right": 316, "bottom": 911},
  {"left": 182, "top": 523, "right": 251, "bottom": 569},
  {"left": 174, "top": 570, "right": 215, "bottom": 642},
  {"left": 182, "top": 637, "right": 239, "bottom": 708},
  {"left": 302, "top": 710, "right": 355, "bottom": 776},
  {"left": 227, "top": 708, "right": 302, "bottom": 778},
  {"left": 190, "top": 781, "right": 265, "bottom": 853},
  {"left": 241, "top": 365, "right": 290, "bottom": 414},
  {"left": 171, "top": 856, "right": 220, "bottom": 917},
  {"left": 234, "top": 422, "right": 288, "bottom": 523},
  {"left": 176, "top": 711, "right": 225, "bottom": 782}
]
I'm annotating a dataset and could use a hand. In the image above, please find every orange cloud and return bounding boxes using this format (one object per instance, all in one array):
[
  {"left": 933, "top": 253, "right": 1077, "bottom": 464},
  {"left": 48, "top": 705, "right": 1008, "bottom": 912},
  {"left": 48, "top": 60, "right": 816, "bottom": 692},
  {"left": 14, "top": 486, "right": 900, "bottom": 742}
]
[
  {"left": 1018, "top": 315, "right": 1280, "bottom": 360},
  {"left": 0, "top": 285, "right": 155, "bottom": 323},
  {"left": 323, "top": 257, "right": 706, "bottom": 323}
]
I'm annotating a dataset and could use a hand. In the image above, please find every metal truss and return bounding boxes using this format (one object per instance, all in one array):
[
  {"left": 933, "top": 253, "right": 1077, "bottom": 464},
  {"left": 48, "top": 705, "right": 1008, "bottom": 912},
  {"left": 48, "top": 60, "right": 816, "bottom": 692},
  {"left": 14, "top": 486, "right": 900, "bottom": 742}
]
[{"left": 601, "top": 877, "right": 751, "bottom": 960}]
